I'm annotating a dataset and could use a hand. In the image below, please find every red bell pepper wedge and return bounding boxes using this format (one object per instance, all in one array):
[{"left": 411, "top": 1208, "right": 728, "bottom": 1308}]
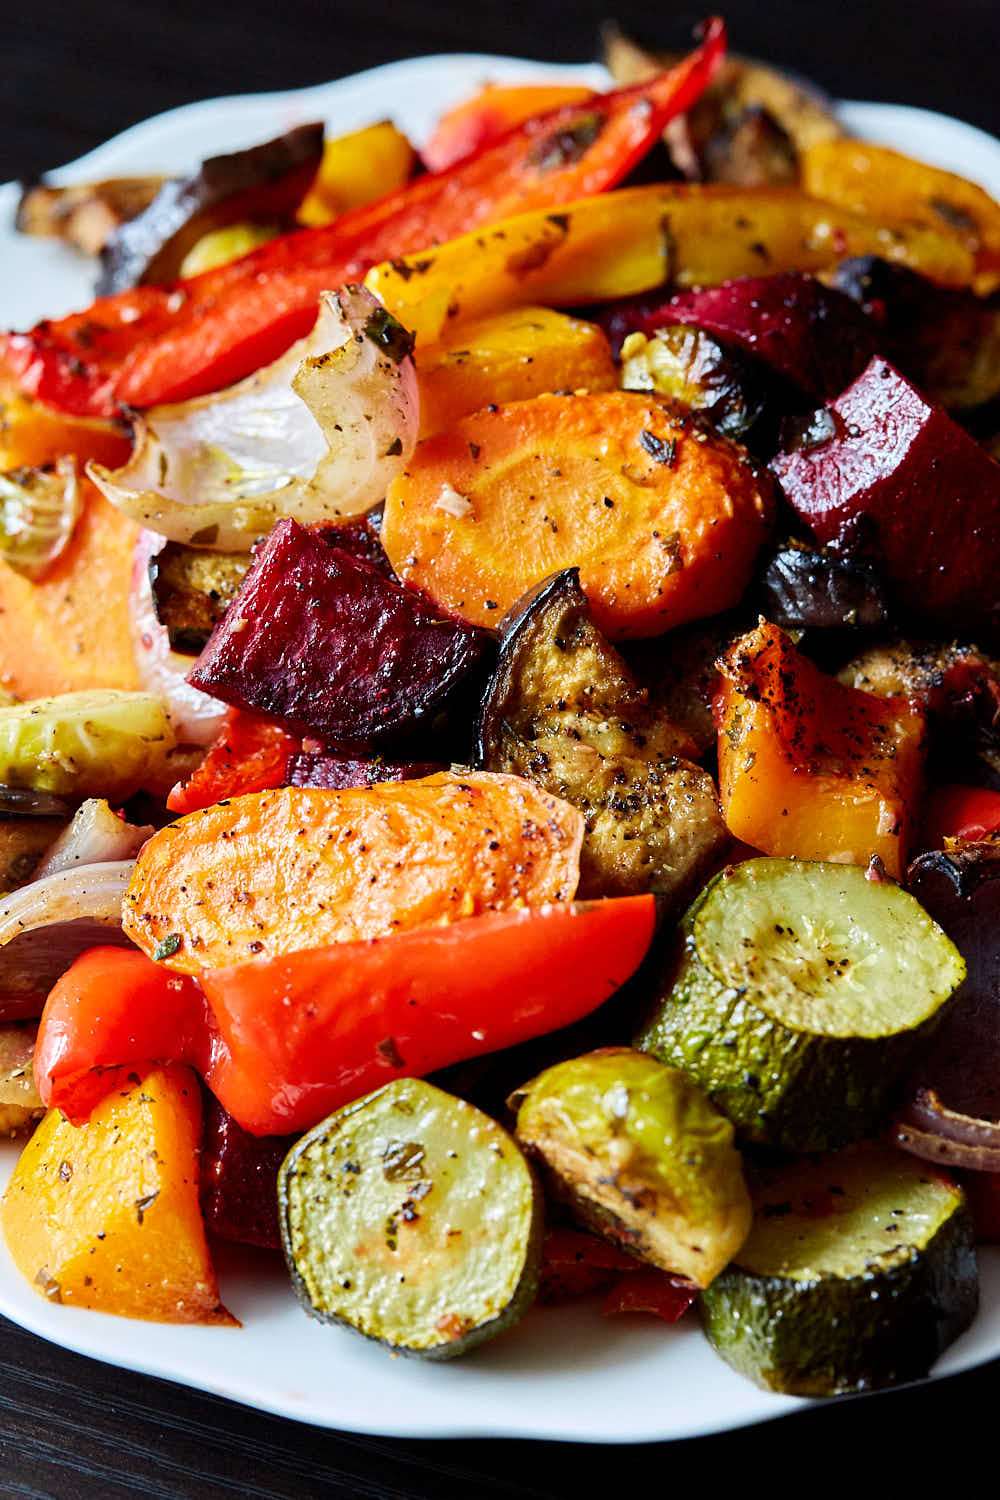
[
  {"left": 920, "top": 784, "right": 1000, "bottom": 848},
  {"left": 601, "top": 1269, "right": 699, "bottom": 1321},
  {"left": 2, "top": 21, "right": 725, "bottom": 417},
  {"left": 36, "top": 895, "right": 655, "bottom": 1136},
  {"left": 166, "top": 708, "right": 299, "bottom": 815}
]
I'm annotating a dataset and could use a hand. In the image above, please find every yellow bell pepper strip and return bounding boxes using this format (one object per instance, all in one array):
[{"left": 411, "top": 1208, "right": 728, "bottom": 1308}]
[{"left": 367, "top": 182, "right": 975, "bottom": 347}]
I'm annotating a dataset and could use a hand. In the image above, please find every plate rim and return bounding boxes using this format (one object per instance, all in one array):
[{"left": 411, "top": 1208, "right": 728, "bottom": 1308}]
[{"left": 2, "top": 49, "right": 1000, "bottom": 1445}]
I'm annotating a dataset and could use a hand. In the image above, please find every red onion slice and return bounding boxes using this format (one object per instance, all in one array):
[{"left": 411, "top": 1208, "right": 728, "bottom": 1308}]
[{"left": 0, "top": 860, "right": 137, "bottom": 1021}]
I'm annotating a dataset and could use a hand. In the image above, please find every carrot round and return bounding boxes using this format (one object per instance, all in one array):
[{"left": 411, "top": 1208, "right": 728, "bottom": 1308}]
[
  {"left": 380, "top": 391, "right": 774, "bottom": 639},
  {"left": 122, "top": 771, "right": 584, "bottom": 973}
]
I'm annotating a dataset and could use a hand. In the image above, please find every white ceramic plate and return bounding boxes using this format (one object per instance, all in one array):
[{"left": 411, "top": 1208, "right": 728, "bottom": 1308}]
[{"left": 1, "top": 53, "right": 999, "bottom": 1445}]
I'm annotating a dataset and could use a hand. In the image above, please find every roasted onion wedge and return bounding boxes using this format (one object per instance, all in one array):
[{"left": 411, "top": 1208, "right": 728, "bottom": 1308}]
[{"left": 88, "top": 286, "right": 418, "bottom": 550}]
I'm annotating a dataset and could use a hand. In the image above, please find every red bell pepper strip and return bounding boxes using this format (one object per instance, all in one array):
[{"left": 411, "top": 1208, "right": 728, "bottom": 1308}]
[
  {"left": 36, "top": 895, "right": 655, "bottom": 1135},
  {"left": 601, "top": 1269, "right": 699, "bottom": 1321},
  {"left": 2, "top": 21, "right": 726, "bottom": 418},
  {"left": 920, "top": 784, "right": 1000, "bottom": 848},
  {"left": 166, "top": 708, "right": 299, "bottom": 815}
]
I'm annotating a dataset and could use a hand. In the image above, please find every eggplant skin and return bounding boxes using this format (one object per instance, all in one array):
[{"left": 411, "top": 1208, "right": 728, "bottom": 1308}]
[
  {"left": 477, "top": 569, "right": 729, "bottom": 906},
  {"left": 97, "top": 122, "right": 324, "bottom": 294},
  {"left": 756, "top": 544, "right": 887, "bottom": 633}
]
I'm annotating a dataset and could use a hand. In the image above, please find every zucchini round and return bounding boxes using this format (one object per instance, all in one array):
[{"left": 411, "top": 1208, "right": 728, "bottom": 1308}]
[
  {"left": 278, "top": 1077, "right": 542, "bottom": 1360},
  {"left": 637, "top": 858, "right": 965, "bottom": 1151},
  {"left": 512, "top": 1048, "right": 751, "bottom": 1287},
  {"left": 0, "top": 691, "right": 176, "bottom": 798},
  {"left": 698, "top": 1142, "right": 978, "bottom": 1396}
]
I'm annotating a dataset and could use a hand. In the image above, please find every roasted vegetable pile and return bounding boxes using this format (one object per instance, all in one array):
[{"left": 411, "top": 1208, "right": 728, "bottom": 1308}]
[{"left": 2, "top": 16, "right": 1000, "bottom": 1399}]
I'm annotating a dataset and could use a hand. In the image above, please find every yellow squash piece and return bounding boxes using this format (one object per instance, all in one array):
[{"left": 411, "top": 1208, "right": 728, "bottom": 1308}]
[
  {"left": 802, "top": 139, "right": 1000, "bottom": 280},
  {"left": 297, "top": 120, "right": 415, "bottom": 226},
  {"left": 366, "top": 184, "right": 975, "bottom": 346},
  {"left": 416, "top": 307, "right": 617, "bottom": 438},
  {"left": 715, "top": 621, "right": 926, "bottom": 879},
  {"left": 1, "top": 1065, "right": 233, "bottom": 1323}
]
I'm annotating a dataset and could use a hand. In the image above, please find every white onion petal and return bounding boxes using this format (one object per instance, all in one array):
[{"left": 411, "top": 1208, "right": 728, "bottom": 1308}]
[
  {"left": 35, "top": 798, "right": 154, "bottom": 880},
  {"left": 130, "top": 528, "right": 228, "bottom": 744},
  {"left": 87, "top": 285, "right": 419, "bottom": 551}
]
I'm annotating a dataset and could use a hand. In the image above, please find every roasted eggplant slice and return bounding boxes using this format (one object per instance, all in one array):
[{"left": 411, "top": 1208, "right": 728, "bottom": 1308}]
[
  {"left": 16, "top": 177, "right": 165, "bottom": 256},
  {"left": 97, "top": 122, "right": 324, "bottom": 293},
  {"left": 150, "top": 544, "right": 251, "bottom": 655},
  {"left": 476, "top": 569, "right": 728, "bottom": 905},
  {"left": 898, "top": 840, "right": 1000, "bottom": 1169},
  {"left": 602, "top": 25, "right": 842, "bottom": 183}
]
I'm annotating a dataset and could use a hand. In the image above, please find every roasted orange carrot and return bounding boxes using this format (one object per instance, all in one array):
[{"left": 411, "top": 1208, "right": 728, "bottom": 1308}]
[
  {"left": 123, "top": 771, "right": 584, "bottom": 973},
  {"left": 381, "top": 391, "right": 774, "bottom": 639},
  {"left": 416, "top": 307, "right": 617, "bottom": 439},
  {"left": 0, "top": 475, "right": 139, "bottom": 698}
]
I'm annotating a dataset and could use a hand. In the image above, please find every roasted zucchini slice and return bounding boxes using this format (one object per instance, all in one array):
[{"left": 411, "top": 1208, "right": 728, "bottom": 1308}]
[
  {"left": 477, "top": 569, "right": 728, "bottom": 906},
  {"left": 0, "top": 692, "right": 176, "bottom": 799},
  {"left": 512, "top": 1048, "right": 751, "bottom": 1287},
  {"left": 638, "top": 858, "right": 966, "bottom": 1152},
  {"left": 699, "top": 1143, "right": 978, "bottom": 1396},
  {"left": 278, "top": 1078, "right": 542, "bottom": 1360}
]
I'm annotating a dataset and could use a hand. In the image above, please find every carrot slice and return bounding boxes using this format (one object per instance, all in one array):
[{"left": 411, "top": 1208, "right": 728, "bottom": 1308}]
[
  {"left": 381, "top": 391, "right": 774, "bottom": 639},
  {"left": 123, "top": 771, "right": 584, "bottom": 973}
]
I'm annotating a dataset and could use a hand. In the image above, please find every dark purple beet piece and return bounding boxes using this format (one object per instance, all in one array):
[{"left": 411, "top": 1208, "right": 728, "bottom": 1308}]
[
  {"left": 188, "top": 518, "right": 492, "bottom": 747},
  {"left": 771, "top": 358, "right": 1000, "bottom": 630},
  {"left": 199, "top": 1095, "right": 297, "bottom": 1250},
  {"left": 314, "top": 506, "right": 394, "bottom": 579},
  {"left": 610, "top": 273, "right": 876, "bottom": 398},
  {"left": 286, "top": 753, "right": 445, "bottom": 789}
]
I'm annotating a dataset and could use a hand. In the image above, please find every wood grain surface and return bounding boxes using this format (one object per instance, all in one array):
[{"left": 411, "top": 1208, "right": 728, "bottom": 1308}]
[{"left": 2, "top": 1, "right": 999, "bottom": 1493}]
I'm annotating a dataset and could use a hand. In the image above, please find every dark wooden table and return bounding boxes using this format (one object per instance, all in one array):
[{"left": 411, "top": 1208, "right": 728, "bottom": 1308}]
[{"left": 3, "top": 2, "right": 998, "bottom": 1493}]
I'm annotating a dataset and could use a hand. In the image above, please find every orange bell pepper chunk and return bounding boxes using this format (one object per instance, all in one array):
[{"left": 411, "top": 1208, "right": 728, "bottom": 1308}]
[{"left": 715, "top": 621, "right": 926, "bottom": 878}]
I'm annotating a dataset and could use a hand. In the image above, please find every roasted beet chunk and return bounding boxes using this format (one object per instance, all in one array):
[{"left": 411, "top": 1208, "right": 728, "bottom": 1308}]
[
  {"left": 771, "top": 358, "right": 1000, "bottom": 632},
  {"left": 602, "top": 272, "right": 876, "bottom": 397},
  {"left": 199, "top": 1095, "right": 297, "bottom": 1250},
  {"left": 286, "top": 752, "right": 445, "bottom": 788},
  {"left": 188, "top": 518, "right": 491, "bottom": 747}
]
